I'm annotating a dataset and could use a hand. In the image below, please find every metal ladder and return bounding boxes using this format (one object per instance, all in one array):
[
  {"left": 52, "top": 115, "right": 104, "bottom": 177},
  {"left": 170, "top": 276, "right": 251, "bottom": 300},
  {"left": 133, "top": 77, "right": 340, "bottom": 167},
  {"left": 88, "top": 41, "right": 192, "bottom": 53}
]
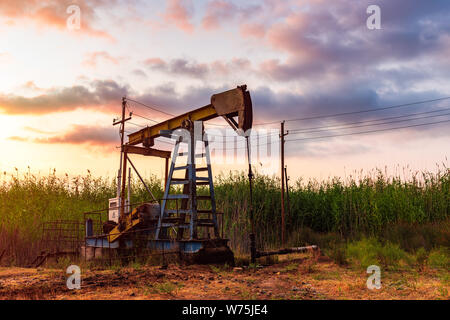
[{"left": 156, "top": 130, "right": 219, "bottom": 240}]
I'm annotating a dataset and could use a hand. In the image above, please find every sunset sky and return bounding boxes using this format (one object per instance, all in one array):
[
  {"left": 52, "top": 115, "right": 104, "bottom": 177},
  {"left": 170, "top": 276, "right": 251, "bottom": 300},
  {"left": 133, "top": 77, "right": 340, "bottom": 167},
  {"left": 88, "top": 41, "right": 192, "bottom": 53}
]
[{"left": 0, "top": 0, "right": 449, "bottom": 182}]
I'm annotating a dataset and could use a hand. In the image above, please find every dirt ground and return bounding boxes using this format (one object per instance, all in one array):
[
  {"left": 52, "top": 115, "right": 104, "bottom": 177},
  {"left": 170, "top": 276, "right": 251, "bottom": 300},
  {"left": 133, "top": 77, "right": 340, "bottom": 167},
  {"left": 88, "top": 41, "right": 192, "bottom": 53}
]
[{"left": 0, "top": 254, "right": 448, "bottom": 300}]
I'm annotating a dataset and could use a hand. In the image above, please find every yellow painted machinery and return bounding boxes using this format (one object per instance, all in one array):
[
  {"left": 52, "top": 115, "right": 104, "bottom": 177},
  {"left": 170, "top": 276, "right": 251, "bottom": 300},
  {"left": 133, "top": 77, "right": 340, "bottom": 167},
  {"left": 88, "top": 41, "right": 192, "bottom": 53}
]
[
  {"left": 127, "top": 85, "right": 252, "bottom": 147},
  {"left": 84, "top": 85, "right": 253, "bottom": 264}
]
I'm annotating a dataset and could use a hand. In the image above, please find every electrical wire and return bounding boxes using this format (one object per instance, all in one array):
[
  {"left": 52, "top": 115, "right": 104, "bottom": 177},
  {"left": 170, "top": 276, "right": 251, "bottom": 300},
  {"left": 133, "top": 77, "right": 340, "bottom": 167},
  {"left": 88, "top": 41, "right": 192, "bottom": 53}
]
[
  {"left": 126, "top": 95, "right": 450, "bottom": 126},
  {"left": 120, "top": 97, "right": 450, "bottom": 150},
  {"left": 285, "top": 111, "right": 450, "bottom": 136},
  {"left": 285, "top": 119, "right": 450, "bottom": 143},
  {"left": 288, "top": 107, "right": 450, "bottom": 133},
  {"left": 208, "top": 118, "right": 450, "bottom": 150},
  {"left": 257, "top": 96, "right": 450, "bottom": 125},
  {"left": 125, "top": 98, "right": 175, "bottom": 117}
]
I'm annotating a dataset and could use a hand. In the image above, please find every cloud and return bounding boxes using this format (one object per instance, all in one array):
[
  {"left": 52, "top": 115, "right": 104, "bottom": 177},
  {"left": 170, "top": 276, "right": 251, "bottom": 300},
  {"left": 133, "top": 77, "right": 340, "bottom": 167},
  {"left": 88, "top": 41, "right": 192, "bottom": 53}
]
[
  {"left": 2, "top": 77, "right": 448, "bottom": 129},
  {"left": 161, "top": 0, "right": 267, "bottom": 33},
  {"left": 250, "top": 84, "right": 450, "bottom": 127},
  {"left": 82, "top": 51, "right": 120, "bottom": 67},
  {"left": 145, "top": 58, "right": 208, "bottom": 77},
  {"left": 160, "top": 0, "right": 449, "bottom": 88},
  {"left": 23, "top": 126, "right": 57, "bottom": 135},
  {"left": 42, "top": 124, "right": 118, "bottom": 145},
  {"left": 245, "top": 0, "right": 450, "bottom": 83},
  {"left": 163, "top": 0, "right": 195, "bottom": 33},
  {"left": 144, "top": 57, "right": 252, "bottom": 79},
  {"left": 131, "top": 69, "right": 148, "bottom": 78},
  {"left": 144, "top": 57, "right": 166, "bottom": 68},
  {"left": 10, "top": 124, "right": 119, "bottom": 146},
  {"left": 2, "top": 0, "right": 449, "bottom": 157},
  {"left": 4, "top": 80, "right": 450, "bottom": 153},
  {"left": 0, "top": 80, "right": 129, "bottom": 115},
  {"left": 0, "top": 80, "right": 229, "bottom": 118},
  {"left": 0, "top": 0, "right": 114, "bottom": 38},
  {"left": 201, "top": 0, "right": 237, "bottom": 30},
  {"left": 239, "top": 22, "right": 266, "bottom": 38}
]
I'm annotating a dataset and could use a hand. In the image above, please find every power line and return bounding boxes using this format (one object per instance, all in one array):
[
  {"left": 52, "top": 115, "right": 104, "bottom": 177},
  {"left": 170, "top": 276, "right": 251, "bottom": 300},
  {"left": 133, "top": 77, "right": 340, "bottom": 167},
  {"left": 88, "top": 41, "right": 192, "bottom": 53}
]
[
  {"left": 126, "top": 112, "right": 450, "bottom": 148},
  {"left": 126, "top": 98, "right": 175, "bottom": 117},
  {"left": 211, "top": 118, "right": 450, "bottom": 150},
  {"left": 257, "top": 96, "right": 450, "bottom": 125},
  {"left": 127, "top": 97, "right": 233, "bottom": 127},
  {"left": 121, "top": 96, "right": 450, "bottom": 149},
  {"left": 127, "top": 100, "right": 231, "bottom": 128},
  {"left": 127, "top": 95, "right": 450, "bottom": 131},
  {"left": 128, "top": 121, "right": 147, "bottom": 128},
  {"left": 132, "top": 112, "right": 159, "bottom": 124},
  {"left": 209, "top": 106, "right": 450, "bottom": 139},
  {"left": 286, "top": 111, "right": 450, "bottom": 136},
  {"left": 288, "top": 107, "right": 450, "bottom": 133},
  {"left": 128, "top": 117, "right": 450, "bottom": 152},
  {"left": 285, "top": 119, "right": 450, "bottom": 143}
]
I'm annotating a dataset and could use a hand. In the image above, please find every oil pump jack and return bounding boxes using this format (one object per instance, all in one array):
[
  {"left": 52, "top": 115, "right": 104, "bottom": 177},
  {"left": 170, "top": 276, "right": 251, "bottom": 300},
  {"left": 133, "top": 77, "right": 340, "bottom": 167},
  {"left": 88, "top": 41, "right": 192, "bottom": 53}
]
[{"left": 84, "top": 85, "right": 252, "bottom": 264}]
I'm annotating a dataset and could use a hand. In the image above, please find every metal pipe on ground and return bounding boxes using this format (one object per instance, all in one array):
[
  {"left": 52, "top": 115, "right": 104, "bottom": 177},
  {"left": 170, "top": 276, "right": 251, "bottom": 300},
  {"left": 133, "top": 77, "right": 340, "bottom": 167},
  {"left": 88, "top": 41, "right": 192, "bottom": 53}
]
[{"left": 256, "top": 245, "right": 318, "bottom": 258}]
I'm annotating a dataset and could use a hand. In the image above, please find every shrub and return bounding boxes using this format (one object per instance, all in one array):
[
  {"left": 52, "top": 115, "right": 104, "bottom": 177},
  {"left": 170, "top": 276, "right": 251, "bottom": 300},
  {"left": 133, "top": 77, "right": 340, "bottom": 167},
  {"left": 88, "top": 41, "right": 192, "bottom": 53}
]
[
  {"left": 415, "top": 247, "right": 428, "bottom": 269},
  {"left": 346, "top": 238, "right": 411, "bottom": 269},
  {"left": 325, "top": 244, "right": 348, "bottom": 266},
  {"left": 346, "top": 238, "right": 381, "bottom": 268},
  {"left": 377, "top": 242, "right": 410, "bottom": 268},
  {"left": 428, "top": 248, "right": 450, "bottom": 269}
]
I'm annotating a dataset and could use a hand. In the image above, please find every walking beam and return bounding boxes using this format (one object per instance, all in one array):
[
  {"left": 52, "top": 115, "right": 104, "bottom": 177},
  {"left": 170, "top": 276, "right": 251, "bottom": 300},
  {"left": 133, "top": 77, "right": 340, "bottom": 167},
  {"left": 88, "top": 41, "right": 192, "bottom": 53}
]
[{"left": 127, "top": 85, "right": 252, "bottom": 147}]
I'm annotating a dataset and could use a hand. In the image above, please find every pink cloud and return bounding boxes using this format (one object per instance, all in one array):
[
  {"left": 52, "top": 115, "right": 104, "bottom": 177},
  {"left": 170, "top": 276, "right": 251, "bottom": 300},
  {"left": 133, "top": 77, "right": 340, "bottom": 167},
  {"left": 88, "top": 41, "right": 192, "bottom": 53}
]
[
  {"left": 83, "top": 51, "right": 120, "bottom": 68},
  {"left": 240, "top": 22, "right": 267, "bottom": 38},
  {"left": 266, "top": 12, "right": 311, "bottom": 54},
  {"left": 163, "top": 0, "right": 195, "bottom": 33},
  {"left": 210, "top": 58, "right": 252, "bottom": 75},
  {"left": 9, "top": 124, "right": 119, "bottom": 148},
  {"left": 0, "top": 0, "right": 113, "bottom": 39},
  {"left": 144, "top": 57, "right": 167, "bottom": 68},
  {"left": 201, "top": 0, "right": 237, "bottom": 30},
  {"left": 0, "top": 80, "right": 129, "bottom": 115}
]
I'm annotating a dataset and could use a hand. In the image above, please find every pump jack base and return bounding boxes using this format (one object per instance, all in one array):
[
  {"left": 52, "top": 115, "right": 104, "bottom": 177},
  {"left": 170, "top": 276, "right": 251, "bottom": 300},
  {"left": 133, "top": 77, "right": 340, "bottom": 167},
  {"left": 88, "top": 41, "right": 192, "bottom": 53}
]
[
  {"left": 83, "top": 237, "right": 235, "bottom": 266},
  {"left": 180, "top": 240, "right": 235, "bottom": 266}
]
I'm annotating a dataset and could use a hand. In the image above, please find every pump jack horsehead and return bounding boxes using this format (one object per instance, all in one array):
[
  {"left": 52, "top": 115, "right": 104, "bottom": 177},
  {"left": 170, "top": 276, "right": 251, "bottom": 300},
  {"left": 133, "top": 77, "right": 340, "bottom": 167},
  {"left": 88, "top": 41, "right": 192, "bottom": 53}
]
[{"left": 84, "top": 85, "right": 253, "bottom": 265}]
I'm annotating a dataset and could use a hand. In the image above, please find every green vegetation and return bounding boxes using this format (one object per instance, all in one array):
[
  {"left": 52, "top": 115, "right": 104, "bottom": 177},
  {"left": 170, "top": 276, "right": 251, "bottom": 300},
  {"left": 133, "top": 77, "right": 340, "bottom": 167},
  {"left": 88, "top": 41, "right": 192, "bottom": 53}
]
[
  {"left": 215, "top": 167, "right": 449, "bottom": 252},
  {"left": 209, "top": 263, "right": 231, "bottom": 275},
  {"left": 239, "top": 289, "right": 257, "bottom": 300},
  {"left": 0, "top": 166, "right": 448, "bottom": 266},
  {"left": 428, "top": 247, "right": 450, "bottom": 269},
  {"left": 346, "top": 238, "right": 411, "bottom": 269},
  {"left": 326, "top": 238, "right": 449, "bottom": 271},
  {"left": 144, "top": 281, "right": 183, "bottom": 295},
  {"left": 281, "top": 263, "right": 299, "bottom": 273}
]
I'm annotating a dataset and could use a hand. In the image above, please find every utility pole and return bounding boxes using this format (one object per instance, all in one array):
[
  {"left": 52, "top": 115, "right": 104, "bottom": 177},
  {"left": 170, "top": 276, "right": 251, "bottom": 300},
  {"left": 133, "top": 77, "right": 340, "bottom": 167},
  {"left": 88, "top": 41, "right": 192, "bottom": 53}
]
[
  {"left": 113, "top": 97, "right": 132, "bottom": 222},
  {"left": 280, "top": 121, "right": 288, "bottom": 246}
]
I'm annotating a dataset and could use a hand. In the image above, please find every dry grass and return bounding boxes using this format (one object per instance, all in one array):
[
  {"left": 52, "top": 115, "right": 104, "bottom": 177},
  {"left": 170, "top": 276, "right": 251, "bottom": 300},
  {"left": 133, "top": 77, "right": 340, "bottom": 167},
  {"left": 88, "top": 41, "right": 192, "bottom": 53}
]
[{"left": 0, "top": 253, "right": 448, "bottom": 300}]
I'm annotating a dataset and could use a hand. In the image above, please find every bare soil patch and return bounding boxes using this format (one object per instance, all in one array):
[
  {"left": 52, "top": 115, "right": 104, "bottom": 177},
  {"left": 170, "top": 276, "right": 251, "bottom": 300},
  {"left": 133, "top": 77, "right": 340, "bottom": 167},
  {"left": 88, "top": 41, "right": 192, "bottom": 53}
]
[{"left": 0, "top": 255, "right": 448, "bottom": 300}]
